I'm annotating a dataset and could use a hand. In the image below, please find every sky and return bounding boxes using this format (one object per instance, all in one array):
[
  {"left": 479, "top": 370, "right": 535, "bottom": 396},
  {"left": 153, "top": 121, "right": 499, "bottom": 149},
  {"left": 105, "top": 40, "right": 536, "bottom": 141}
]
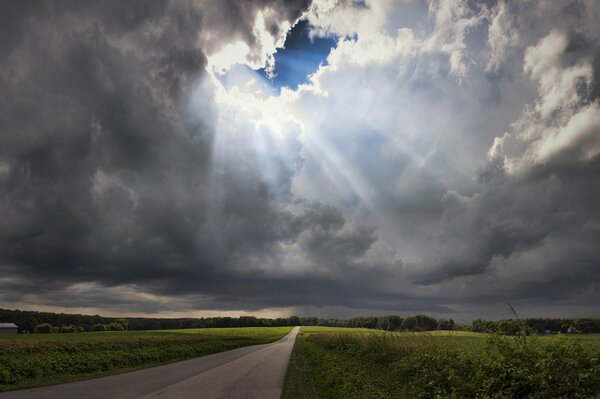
[
  {"left": 258, "top": 19, "right": 337, "bottom": 89},
  {"left": 0, "top": 0, "right": 599, "bottom": 321}
]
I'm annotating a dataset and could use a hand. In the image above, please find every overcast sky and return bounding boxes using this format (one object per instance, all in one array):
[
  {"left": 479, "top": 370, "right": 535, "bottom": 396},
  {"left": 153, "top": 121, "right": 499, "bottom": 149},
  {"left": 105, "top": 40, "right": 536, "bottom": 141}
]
[{"left": 1, "top": 0, "right": 599, "bottom": 320}]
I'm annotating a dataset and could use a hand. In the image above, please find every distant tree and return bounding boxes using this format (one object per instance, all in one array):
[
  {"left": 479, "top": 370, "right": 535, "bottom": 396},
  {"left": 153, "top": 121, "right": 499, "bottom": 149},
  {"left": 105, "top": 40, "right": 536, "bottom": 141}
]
[
  {"left": 376, "top": 316, "right": 404, "bottom": 331},
  {"left": 403, "top": 315, "right": 438, "bottom": 331},
  {"left": 390, "top": 316, "right": 404, "bottom": 330},
  {"left": 471, "top": 319, "right": 496, "bottom": 333},
  {"left": 114, "top": 318, "right": 128, "bottom": 330},
  {"left": 35, "top": 323, "right": 53, "bottom": 333},
  {"left": 300, "top": 317, "right": 318, "bottom": 326},
  {"left": 92, "top": 324, "right": 109, "bottom": 332},
  {"left": 59, "top": 325, "right": 72, "bottom": 333},
  {"left": 108, "top": 322, "right": 124, "bottom": 331},
  {"left": 437, "top": 319, "right": 455, "bottom": 330}
]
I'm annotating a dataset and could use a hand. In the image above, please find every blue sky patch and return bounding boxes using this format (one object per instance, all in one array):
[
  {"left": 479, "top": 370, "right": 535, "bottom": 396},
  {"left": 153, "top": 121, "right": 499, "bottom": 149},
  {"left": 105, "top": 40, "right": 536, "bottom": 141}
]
[{"left": 259, "top": 20, "right": 337, "bottom": 90}]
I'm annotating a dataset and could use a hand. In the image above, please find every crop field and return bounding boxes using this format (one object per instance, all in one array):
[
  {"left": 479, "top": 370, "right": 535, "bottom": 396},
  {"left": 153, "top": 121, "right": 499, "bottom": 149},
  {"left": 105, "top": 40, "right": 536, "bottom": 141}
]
[
  {"left": 0, "top": 326, "right": 291, "bottom": 392},
  {"left": 283, "top": 327, "right": 600, "bottom": 399}
]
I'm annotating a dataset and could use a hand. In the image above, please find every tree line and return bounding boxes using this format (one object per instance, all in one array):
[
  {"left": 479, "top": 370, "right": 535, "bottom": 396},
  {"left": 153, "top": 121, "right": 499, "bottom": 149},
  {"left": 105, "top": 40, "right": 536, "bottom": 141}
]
[
  {"left": 470, "top": 318, "right": 600, "bottom": 335},
  {"left": 299, "top": 315, "right": 454, "bottom": 332},
  {"left": 2, "top": 308, "right": 600, "bottom": 334},
  {"left": 0, "top": 309, "right": 305, "bottom": 333},
  {"left": 33, "top": 319, "right": 128, "bottom": 333},
  {"left": 0, "top": 308, "right": 449, "bottom": 333}
]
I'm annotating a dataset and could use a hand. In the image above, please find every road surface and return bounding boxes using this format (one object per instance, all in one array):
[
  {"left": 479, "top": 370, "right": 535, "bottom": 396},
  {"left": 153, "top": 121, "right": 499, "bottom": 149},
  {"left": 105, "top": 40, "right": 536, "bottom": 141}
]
[{"left": 1, "top": 327, "right": 299, "bottom": 399}]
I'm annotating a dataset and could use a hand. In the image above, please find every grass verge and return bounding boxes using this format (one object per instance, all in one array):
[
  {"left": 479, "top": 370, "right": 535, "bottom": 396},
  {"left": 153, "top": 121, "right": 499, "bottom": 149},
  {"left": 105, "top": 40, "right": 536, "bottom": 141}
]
[
  {"left": 0, "top": 326, "right": 291, "bottom": 392},
  {"left": 283, "top": 327, "right": 600, "bottom": 399}
]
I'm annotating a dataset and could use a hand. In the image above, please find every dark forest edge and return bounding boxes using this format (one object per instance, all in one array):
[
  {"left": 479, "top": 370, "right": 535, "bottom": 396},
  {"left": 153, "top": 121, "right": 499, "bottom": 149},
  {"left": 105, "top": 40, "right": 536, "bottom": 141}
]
[{"left": 1, "top": 308, "right": 600, "bottom": 335}]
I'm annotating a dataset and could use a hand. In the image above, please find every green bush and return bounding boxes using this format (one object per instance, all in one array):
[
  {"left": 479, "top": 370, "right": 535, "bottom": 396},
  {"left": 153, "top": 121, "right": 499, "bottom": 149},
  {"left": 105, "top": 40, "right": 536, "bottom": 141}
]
[
  {"left": 284, "top": 329, "right": 600, "bottom": 399},
  {"left": 92, "top": 324, "right": 109, "bottom": 332},
  {"left": 34, "top": 324, "right": 53, "bottom": 333},
  {"left": 395, "top": 334, "right": 600, "bottom": 398}
]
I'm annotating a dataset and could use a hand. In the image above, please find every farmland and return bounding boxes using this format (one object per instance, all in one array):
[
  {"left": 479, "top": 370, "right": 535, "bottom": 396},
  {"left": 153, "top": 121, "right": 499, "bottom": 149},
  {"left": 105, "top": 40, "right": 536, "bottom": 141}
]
[
  {"left": 0, "top": 326, "right": 291, "bottom": 392},
  {"left": 283, "top": 327, "right": 600, "bottom": 399}
]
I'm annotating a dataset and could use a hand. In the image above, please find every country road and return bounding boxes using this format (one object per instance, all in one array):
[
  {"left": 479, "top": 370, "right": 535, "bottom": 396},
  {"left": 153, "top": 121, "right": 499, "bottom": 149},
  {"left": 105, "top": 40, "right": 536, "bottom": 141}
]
[{"left": 0, "top": 326, "right": 300, "bottom": 399}]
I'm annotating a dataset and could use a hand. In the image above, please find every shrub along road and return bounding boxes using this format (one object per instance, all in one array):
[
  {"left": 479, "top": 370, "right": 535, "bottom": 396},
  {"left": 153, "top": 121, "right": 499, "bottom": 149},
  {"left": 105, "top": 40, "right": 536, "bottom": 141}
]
[
  {"left": 282, "top": 327, "right": 600, "bottom": 398},
  {"left": 0, "top": 327, "right": 299, "bottom": 399}
]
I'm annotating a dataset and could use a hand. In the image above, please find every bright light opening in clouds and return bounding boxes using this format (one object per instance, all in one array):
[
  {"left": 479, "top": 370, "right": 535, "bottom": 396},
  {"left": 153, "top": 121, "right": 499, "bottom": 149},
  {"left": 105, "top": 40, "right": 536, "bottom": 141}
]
[{"left": 207, "top": 41, "right": 251, "bottom": 75}]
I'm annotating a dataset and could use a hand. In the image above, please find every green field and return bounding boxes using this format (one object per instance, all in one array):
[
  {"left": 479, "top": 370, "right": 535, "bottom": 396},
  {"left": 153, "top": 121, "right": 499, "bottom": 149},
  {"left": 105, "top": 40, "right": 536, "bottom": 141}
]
[
  {"left": 283, "top": 327, "right": 600, "bottom": 399},
  {"left": 0, "top": 326, "right": 291, "bottom": 392}
]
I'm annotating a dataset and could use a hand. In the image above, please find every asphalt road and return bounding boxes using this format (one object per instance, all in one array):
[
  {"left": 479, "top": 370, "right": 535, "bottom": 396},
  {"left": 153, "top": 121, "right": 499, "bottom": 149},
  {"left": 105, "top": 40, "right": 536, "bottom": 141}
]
[{"left": 1, "top": 327, "right": 300, "bottom": 399}]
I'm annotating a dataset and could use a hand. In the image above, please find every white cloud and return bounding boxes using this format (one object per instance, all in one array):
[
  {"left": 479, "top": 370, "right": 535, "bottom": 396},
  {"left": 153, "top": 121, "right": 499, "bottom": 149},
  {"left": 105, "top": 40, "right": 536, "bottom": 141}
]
[
  {"left": 207, "top": 41, "right": 252, "bottom": 74},
  {"left": 203, "top": 0, "right": 524, "bottom": 272},
  {"left": 489, "top": 30, "right": 597, "bottom": 173},
  {"left": 536, "top": 103, "right": 600, "bottom": 162},
  {"left": 201, "top": 1, "right": 307, "bottom": 73},
  {"left": 486, "top": 0, "right": 519, "bottom": 72},
  {"left": 306, "top": 0, "right": 390, "bottom": 39},
  {"left": 424, "top": 0, "right": 488, "bottom": 78}
]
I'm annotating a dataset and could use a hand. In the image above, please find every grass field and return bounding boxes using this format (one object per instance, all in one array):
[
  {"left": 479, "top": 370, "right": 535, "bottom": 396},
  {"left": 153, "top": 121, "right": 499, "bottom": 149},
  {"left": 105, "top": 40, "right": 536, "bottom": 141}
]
[
  {"left": 0, "top": 326, "right": 291, "bottom": 392},
  {"left": 283, "top": 327, "right": 600, "bottom": 399}
]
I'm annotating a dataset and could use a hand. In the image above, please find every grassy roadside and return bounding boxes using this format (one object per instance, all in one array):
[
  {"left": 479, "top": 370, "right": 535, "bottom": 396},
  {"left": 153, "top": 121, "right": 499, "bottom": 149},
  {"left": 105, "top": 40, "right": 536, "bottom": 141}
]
[
  {"left": 0, "top": 326, "right": 291, "bottom": 392},
  {"left": 283, "top": 327, "right": 600, "bottom": 399}
]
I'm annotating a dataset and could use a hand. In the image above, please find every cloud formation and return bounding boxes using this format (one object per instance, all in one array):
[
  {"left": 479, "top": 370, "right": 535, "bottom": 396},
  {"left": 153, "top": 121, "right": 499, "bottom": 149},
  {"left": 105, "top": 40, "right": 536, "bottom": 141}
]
[{"left": 1, "top": 0, "right": 599, "bottom": 319}]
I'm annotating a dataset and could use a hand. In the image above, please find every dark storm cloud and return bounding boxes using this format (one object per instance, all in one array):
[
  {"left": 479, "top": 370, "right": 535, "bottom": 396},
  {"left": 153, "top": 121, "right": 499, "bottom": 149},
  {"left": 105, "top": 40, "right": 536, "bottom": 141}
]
[
  {"left": 407, "top": 18, "right": 600, "bottom": 310},
  {"left": 0, "top": 0, "right": 210, "bottom": 288},
  {"left": 0, "top": 0, "right": 412, "bottom": 314},
  {"left": 410, "top": 157, "right": 600, "bottom": 286}
]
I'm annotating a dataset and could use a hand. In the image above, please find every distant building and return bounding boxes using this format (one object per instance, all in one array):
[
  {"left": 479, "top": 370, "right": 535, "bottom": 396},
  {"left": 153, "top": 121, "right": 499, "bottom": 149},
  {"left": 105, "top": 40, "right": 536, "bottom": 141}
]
[{"left": 0, "top": 323, "right": 18, "bottom": 334}]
